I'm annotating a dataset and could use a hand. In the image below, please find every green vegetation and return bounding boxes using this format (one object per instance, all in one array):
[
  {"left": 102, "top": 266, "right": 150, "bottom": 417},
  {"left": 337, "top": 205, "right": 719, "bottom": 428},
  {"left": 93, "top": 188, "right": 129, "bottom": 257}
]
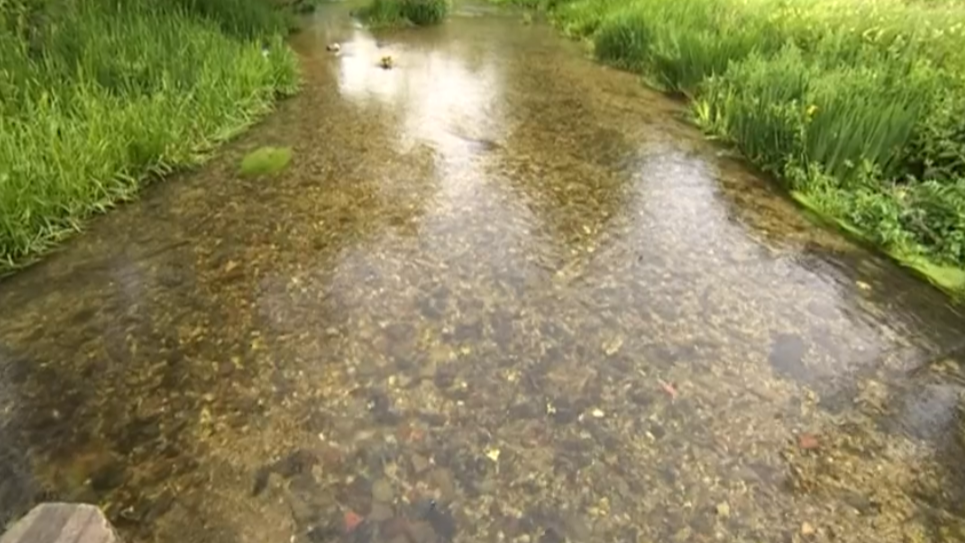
[
  {"left": 240, "top": 146, "right": 293, "bottom": 177},
  {"left": 502, "top": 0, "right": 965, "bottom": 294},
  {"left": 356, "top": 0, "right": 451, "bottom": 28},
  {"left": 0, "top": 0, "right": 300, "bottom": 273}
]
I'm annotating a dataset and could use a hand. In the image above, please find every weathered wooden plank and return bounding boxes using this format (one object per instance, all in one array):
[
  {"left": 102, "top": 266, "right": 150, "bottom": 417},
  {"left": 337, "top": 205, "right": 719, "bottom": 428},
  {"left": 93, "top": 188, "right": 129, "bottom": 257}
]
[{"left": 1, "top": 503, "right": 120, "bottom": 543}]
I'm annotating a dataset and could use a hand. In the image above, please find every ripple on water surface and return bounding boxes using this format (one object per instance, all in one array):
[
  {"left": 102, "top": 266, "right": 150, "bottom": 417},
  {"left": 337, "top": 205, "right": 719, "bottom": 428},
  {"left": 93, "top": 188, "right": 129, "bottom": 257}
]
[{"left": 3, "top": 5, "right": 965, "bottom": 543}]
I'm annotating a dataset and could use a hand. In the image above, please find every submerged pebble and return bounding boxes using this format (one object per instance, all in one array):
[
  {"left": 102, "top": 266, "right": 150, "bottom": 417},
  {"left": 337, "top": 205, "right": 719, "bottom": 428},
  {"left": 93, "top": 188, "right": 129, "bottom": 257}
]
[{"left": 372, "top": 478, "right": 394, "bottom": 503}]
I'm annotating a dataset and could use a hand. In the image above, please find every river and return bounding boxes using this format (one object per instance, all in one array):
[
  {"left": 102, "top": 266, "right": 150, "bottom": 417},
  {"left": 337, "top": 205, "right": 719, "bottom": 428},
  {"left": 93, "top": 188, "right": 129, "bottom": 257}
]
[{"left": 2, "top": 3, "right": 965, "bottom": 542}]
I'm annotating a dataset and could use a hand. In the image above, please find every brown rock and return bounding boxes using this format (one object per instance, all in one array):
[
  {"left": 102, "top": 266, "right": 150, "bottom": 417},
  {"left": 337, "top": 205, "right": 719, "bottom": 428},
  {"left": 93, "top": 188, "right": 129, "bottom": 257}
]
[
  {"left": 381, "top": 517, "right": 410, "bottom": 539},
  {"left": 406, "top": 520, "right": 437, "bottom": 543},
  {"left": 369, "top": 503, "right": 393, "bottom": 522},
  {"left": 429, "top": 468, "right": 455, "bottom": 499},
  {"left": 410, "top": 453, "right": 430, "bottom": 474},
  {"left": 372, "top": 479, "right": 394, "bottom": 503}
]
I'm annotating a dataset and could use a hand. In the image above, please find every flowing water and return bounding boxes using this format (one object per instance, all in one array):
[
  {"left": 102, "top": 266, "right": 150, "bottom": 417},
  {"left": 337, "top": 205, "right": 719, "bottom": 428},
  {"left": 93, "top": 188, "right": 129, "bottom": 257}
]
[{"left": 3, "top": 4, "right": 965, "bottom": 542}]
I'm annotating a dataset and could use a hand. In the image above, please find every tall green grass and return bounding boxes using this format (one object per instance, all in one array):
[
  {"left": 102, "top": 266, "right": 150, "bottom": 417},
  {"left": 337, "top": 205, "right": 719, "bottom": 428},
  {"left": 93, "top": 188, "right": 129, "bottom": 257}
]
[
  {"left": 536, "top": 0, "right": 965, "bottom": 293},
  {"left": 356, "top": 0, "right": 451, "bottom": 27},
  {"left": 0, "top": 0, "right": 299, "bottom": 273}
]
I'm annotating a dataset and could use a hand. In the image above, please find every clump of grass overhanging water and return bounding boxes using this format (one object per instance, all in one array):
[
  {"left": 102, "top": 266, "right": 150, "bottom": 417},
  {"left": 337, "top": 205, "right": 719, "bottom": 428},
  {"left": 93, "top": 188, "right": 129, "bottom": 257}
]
[
  {"left": 533, "top": 0, "right": 965, "bottom": 294},
  {"left": 356, "top": 0, "right": 451, "bottom": 27},
  {"left": 0, "top": 0, "right": 300, "bottom": 274}
]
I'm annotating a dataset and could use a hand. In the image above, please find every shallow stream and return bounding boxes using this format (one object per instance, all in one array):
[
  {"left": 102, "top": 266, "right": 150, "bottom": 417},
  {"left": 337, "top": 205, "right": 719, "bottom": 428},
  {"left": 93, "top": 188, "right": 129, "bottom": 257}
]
[{"left": 2, "top": 4, "right": 965, "bottom": 542}]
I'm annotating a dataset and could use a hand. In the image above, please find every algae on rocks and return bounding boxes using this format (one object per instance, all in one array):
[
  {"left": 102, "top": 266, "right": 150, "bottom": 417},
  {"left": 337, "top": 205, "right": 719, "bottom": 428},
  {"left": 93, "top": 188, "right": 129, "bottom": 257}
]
[{"left": 239, "top": 146, "right": 294, "bottom": 177}]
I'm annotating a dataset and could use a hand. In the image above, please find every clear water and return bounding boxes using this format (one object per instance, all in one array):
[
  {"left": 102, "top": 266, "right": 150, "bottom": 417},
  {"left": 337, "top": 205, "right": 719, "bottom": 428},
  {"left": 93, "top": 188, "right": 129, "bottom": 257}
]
[{"left": 2, "top": 5, "right": 965, "bottom": 542}]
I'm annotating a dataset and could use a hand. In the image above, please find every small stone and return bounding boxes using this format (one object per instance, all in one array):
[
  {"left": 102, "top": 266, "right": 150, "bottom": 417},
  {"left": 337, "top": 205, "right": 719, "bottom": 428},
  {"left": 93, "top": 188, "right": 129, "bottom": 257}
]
[
  {"left": 410, "top": 453, "right": 429, "bottom": 474},
  {"left": 562, "top": 513, "right": 591, "bottom": 540},
  {"left": 381, "top": 517, "right": 410, "bottom": 538},
  {"left": 539, "top": 527, "right": 565, "bottom": 543},
  {"left": 476, "top": 478, "right": 496, "bottom": 493},
  {"left": 372, "top": 479, "right": 394, "bottom": 503},
  {"left": 801, "top": 522, "right": 816, "bottom": 536},
  {"left": 407, "top": 520, "right": 438, "bottom": 543},
  {"left": 287, "top": 491, "right": 315, "bottom": 525},
  {"left": 369, "top": 502, "right": 393, "bottom": 522},
  {"left": 590, "top": 408, "right": 605, "bottom": 418},
  {"left": 716, "top": 502, "right": 730, "bottom": 518},
  {"left": 429, "top": 468, "right": 456, "bottom": 500},
  {"left": 420, "top": 360, "right": 438, "bottom": 378}
]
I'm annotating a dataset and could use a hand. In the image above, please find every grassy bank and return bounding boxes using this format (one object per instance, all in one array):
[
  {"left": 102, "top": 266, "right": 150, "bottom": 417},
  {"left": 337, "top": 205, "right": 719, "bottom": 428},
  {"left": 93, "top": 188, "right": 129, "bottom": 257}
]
[
  {"left": 0, "top": 0, "right": 301, "bottom": 273},
  {"left": 356, "top": 0, "right": 451, "bottom": 28},
  {"left": 506, "top": 0, "right": 965, "bottom": 294}
]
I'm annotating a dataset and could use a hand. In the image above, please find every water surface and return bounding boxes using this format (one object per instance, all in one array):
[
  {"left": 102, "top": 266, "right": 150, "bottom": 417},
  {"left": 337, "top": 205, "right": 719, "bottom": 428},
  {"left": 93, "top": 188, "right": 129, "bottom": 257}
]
[{"left": 3, "top": 5, "right": 965, "bottom": 542}]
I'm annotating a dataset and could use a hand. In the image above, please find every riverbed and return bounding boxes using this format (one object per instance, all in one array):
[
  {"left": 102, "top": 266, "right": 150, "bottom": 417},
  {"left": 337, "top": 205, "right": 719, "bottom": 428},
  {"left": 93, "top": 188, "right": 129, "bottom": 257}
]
[{"left": 2, "top": 4, "right": 965, "bottom": 542}]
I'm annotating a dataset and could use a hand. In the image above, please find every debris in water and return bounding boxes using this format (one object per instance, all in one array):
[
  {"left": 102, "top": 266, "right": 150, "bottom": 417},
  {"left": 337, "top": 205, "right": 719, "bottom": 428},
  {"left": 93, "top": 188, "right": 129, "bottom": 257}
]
[
  {"left": 716, "top": 502, "right": 731, "bottom": 518},
  {"left": 344, "top": 510, "right": 363, "bottom": 533},
  {"left": 797, "top": 433, "right": 820, "bottom": 450},
  {"left": 659, "top": 379, "right": 677, "bottom": 400},
  {"left": 602, "top": 335, "right": 623, "bottom": 356}
]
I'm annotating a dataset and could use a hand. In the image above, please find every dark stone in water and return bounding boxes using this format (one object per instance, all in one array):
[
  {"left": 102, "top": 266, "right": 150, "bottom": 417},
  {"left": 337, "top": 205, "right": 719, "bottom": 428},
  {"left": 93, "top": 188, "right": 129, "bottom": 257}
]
[
  {"left": 274, "top": 449, "right": 318, "bottom": 478},
  {"left": 368, "top": 389, "right": 403, "bottom": 425},
  {"left": 418, "top": 411, "right": 448, "bottom": 426},
  {"left": 539, "top": 526, "right": 566, "bottom": 543},
  {"left": 648, "top": 421, "right": 666, "bottom": 440},
  {"left": 508, "top": 401, "right": 539, "bottom": 419},
  {"left": 90, "top": 461, "right": 126, "bottom": 492},
  {"left": 433, "top": 366, "right": 458, "bottom": 389},
  {"left": 305, "top": 524, "right": 340, "bottom": 542},
  {"left": 419, "top": 500, "right": 456, "bottom": 542},
  {"left": 549, "top": 397, "right": 579, "bottom": 424},
  {"left": 627, "top": 387, "right": 655, "bottom": 406},
  {"left": 252, "top": 448, "right": 319, "bottom": 496},
  {"left": 768, "top": 333, "right": 810, "bottom": 383},
  {"left": 112, "top": 415, "right": 162, "bottom": 455},
  {"left": 0, "top": 442, "right": 43, "bottom": 527},
  {"left": 252, "top": 466, "right": 271, "bottom": 496}
]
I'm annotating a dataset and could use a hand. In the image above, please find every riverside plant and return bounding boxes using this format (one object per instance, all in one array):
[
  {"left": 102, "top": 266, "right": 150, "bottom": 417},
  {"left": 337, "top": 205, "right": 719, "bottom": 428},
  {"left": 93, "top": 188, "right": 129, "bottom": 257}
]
[
  {"left": 357, "top": 0, "right": 451, "bottom": 28},
  {"left": 0, "top": 0, "right": 300, "bottom": 273},
  {"left": 545, "top": 0, "right": 965, "bottom": 290}
]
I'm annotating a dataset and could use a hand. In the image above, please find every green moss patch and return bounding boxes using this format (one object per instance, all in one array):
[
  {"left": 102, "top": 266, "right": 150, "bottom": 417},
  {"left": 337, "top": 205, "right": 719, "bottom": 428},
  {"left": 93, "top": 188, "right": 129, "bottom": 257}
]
[{"left": 239, "top": 146, "right": 293, "bottom": 177}]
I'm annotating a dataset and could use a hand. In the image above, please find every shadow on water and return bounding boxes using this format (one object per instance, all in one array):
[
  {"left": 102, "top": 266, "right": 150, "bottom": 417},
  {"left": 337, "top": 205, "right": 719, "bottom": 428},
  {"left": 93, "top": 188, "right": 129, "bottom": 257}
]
[{"left": 3, "top": 3, "right": 965, "bottom": 542}]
